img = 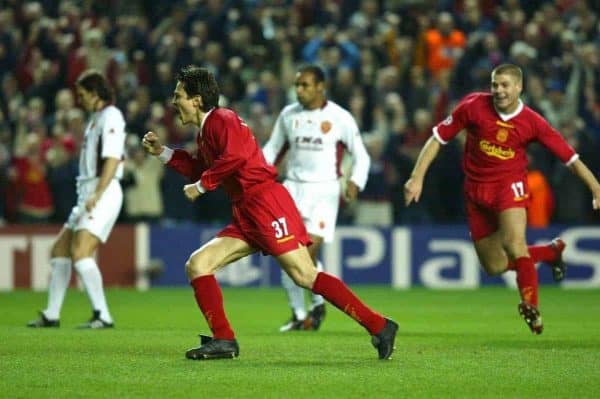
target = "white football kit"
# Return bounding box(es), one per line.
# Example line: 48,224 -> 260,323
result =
263,100 -> 370,242
65,105 -> 126,242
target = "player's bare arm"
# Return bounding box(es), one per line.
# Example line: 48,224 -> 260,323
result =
85,157 -> 120,212
142,131 -> 164,156
404,136 -> 442,206
568,158 -> 600,210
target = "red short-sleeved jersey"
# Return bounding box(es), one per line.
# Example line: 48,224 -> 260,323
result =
166,108 -> 279,202
433,92 -> 578,183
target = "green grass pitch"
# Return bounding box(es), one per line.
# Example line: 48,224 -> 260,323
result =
1,287 -> 599,398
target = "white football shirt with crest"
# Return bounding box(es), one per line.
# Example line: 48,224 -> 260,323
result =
263,100 -> 370,188
66,104 -> 126,242
78,105 -> 126,183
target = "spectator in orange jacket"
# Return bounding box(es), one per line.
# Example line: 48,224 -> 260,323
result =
527,168 -> 554,228
423,12 -> 467,78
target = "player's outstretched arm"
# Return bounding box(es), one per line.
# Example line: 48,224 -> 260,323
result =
144,130 -> 201,180
568,158 -> 600,210
404,136 -> 441,206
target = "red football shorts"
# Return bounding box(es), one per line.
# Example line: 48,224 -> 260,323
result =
217,182 -> 312,256
464,176 -> 530,241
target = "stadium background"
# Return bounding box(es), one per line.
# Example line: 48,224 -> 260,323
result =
0,0 -> 599,290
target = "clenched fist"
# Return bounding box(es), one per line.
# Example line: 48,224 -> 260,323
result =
183,183 -> 202,201
142,131 -> 164,156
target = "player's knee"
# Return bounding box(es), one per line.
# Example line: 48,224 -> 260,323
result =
185,259 -> 200,279
69,244 -> 87,263
287,267 -> 317,289
502,239 -> 527,259
51,237 -> 70,258
297,277 -> 313,289
291,276 -> 311,289
481,262 -> 505,276
50,245 -> 66,259
185,257 -> 214,279
69,234 -> 98,262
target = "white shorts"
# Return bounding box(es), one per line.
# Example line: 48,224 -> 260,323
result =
65,179 -> 123,243
283,179 -> 340,243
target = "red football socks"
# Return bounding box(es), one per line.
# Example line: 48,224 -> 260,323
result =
514,257 -> 538,307
528,243 -> 557,263
312,272 -> 386,335
190,275 -> 235,340
506,243 -> 557,270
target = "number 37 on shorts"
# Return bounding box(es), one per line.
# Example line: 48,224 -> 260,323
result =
272,217 -> 294,243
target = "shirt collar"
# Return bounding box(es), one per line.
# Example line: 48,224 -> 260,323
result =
301,100 -> 328,112
495,99 -> 523,121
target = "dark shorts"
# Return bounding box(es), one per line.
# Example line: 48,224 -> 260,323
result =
217,182 -> 312,256
464,176 -> 530,241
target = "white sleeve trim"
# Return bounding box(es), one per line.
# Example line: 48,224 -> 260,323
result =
348,133 -> 370,191
157,146 -> 174,163
565,153 -> 579,166
432,127 -> 447,145
195,181 -> 206,194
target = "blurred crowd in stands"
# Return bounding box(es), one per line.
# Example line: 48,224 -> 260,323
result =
0,0 -> 599,227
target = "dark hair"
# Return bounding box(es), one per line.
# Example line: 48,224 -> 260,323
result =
492,63 -> 523,83
298,65 -> 326,83
76,70 -> 114,102
176,65 -> 220,111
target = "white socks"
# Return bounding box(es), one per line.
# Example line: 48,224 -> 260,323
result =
282,259 -> 326,320
74,258 -> 113,323
43,257 -> 72,320
282,271 -> 307,320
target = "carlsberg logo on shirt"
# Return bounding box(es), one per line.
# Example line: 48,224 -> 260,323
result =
479,140 -> 515,160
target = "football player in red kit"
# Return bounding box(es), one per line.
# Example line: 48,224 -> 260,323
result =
404,63 -> 600,334
143,65 -> 397,360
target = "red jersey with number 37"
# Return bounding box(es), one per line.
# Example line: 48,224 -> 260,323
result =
433,92 -> 578,183
164,108 -> 310,254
